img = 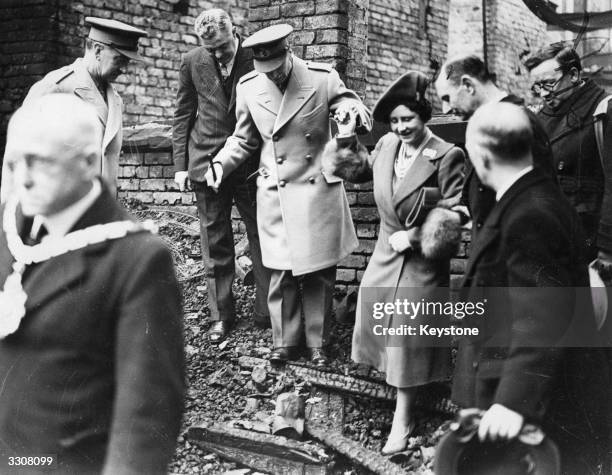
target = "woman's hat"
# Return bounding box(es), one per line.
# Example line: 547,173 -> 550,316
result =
372,71 -> 430,122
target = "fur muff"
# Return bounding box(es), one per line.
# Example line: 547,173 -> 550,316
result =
419,207 -> 462,260
321,138 -> 371,183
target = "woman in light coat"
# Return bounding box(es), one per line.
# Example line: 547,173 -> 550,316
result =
324,71 -> 465,454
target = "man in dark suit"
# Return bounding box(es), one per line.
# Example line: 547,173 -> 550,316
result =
435,54 -> 556,238
173,8 -> 270,342
453,102 -> 610,474
0,94 -> 184,474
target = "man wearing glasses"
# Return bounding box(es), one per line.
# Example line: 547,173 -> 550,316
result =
526,44 -> 612,275
0,18 -> 147,201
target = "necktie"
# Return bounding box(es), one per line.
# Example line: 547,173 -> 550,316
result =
25,222 -> 48,246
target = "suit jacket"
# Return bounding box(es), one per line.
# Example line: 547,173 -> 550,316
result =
538,78 -> 612,254
464,94 -> 556,239
453,169 -> 609,447
172,40 -> 259,182
214,55 -> 372,274
0,188 -> 184,475
0,59 -> 123,200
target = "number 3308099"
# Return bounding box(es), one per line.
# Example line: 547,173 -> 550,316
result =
8,456 -> 55,466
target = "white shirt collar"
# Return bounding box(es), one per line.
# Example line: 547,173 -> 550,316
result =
33,179 -> 102,241
495,165 -> 534,201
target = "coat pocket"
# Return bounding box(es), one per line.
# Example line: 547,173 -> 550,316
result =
299,103 -> 327,121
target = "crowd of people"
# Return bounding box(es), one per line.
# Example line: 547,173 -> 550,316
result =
0,7 -> 611,475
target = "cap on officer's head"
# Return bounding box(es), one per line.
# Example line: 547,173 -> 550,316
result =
242,24 -> 293,73
86,17 -> 147,61
194,8 -> 234,49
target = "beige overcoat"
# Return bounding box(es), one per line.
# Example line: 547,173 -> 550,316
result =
215,55 -> 371,275
1,58 -> 122,202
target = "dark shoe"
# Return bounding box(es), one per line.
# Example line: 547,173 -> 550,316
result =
270,347 -> 298,364
208,321 -> 230,343
253,315 -> 271,329
309,347 -> 329,368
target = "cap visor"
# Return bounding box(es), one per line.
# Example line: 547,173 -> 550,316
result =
113,46 -> 146,62
253,56 -> 285,73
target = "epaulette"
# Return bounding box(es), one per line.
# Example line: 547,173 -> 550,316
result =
239,70 -> 259,84
306,61 -> 332,72
50,66 -> 75,84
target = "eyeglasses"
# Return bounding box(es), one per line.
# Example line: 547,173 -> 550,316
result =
531,70 -> 565,97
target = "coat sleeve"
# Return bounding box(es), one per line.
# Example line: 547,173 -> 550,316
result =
172,55 -> 197,173
326,68 -> 372,134
596,101 -> 612,253
102,238 -> 184,475
213,82 -> 262,177
492,210 -> 573,420
437,146 -> 465,204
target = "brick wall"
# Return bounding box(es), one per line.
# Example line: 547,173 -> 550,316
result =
448,0 -> 549,100
365,0 -> 450,109
247,0 -> 369,96
0,0 -> 57,156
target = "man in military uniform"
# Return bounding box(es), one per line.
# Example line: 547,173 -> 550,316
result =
205,24 -> 372,366
526,44 -> 612,270
435,54 -> 555,238
173,9 -> 270,342
1,17 -> 147,200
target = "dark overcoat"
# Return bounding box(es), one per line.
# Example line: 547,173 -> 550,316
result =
453,169 -> 611,474
0,189 -> 184,475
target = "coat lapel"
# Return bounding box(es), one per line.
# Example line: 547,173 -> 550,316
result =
375,135 -> 402,217
254,75 -> 283,117
72,59 -> 108,127
195,49 -> 226,108
102,86 -> 122,151
273,57 -> 316,134
391,134 -> 452,209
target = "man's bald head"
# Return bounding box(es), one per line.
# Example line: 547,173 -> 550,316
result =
4,94 -> 102,215
466,102 -> 534,188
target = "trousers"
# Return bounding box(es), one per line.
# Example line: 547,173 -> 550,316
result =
268,266 -> 336,348
193,165 -> 270,322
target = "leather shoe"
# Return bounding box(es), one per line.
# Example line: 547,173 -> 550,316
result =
208,321 -> 230,343
309,347 -> 329,367
270,347 -> 298,364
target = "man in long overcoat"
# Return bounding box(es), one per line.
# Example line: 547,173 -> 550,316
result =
454,102 -> 610,475
173,8 -> 270,342
0,94 -> 184,474
206,24 -> 371,365
1,17 -> 147,200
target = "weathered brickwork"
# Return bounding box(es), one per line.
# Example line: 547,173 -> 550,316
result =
0,0 -> 57,156
365,0 -> 451,109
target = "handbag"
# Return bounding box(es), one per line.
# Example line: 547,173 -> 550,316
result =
405,187 -> 442,228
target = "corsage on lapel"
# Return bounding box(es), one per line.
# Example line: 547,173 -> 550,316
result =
422,148 -> 437,160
